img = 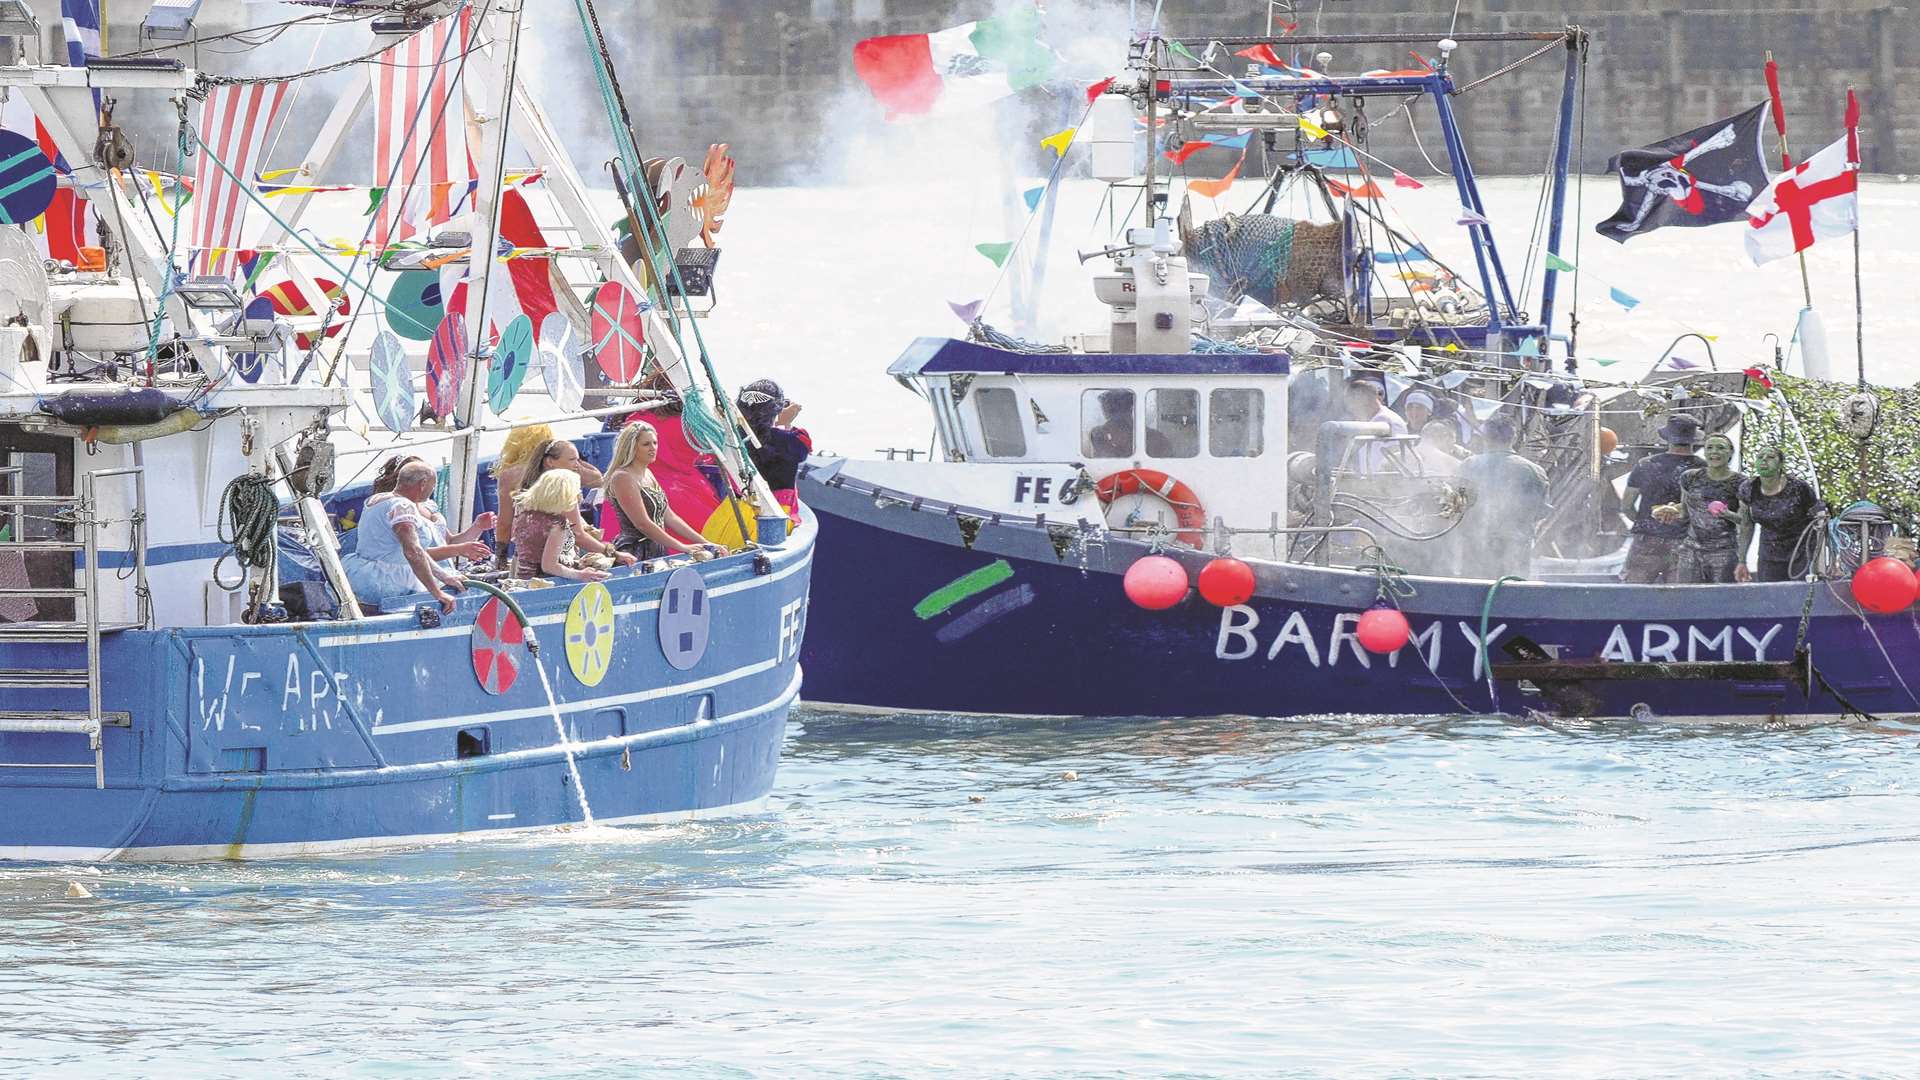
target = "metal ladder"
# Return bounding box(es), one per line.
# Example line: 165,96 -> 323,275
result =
0,465 -> 147,788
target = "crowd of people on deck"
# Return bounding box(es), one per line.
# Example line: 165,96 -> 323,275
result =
338,379 -> 810,611
1333,373 -> 1825,586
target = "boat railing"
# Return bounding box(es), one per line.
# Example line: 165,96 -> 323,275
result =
0,465 -> 146,789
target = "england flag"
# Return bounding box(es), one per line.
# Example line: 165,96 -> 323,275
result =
1745,92 -> 1861,266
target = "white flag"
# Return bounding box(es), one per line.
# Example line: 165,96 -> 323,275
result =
1744,135 -> 1856,266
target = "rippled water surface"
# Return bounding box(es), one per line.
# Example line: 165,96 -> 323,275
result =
6,710 -> 1920,1076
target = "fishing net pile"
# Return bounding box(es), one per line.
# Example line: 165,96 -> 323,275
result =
1182,213 -> 1346,308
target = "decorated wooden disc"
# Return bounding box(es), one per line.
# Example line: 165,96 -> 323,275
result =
588,280 -> 646,383
385,269 -> 444,341
470,595 -> 525,696
564,581 -> 616,688
536,312 -> 586,413
426,312 -> 470,420
261,277 -> 349,350
0,129 -> 58,226
369,330 -> 415,434
488,314 -> 534,414
657,566 -> 710,671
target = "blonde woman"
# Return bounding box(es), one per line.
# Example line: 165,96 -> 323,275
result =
606,420 -> 722,562
491,427 -> 604,568
510,470 -> 632,581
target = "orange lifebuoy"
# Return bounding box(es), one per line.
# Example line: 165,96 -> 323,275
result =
1095,468 -> 1208,548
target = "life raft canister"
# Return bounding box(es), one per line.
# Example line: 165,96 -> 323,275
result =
1094,468 -> 1208,548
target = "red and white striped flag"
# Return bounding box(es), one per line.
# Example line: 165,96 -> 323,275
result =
371,9 -> 474,249
189,81 -> 289,278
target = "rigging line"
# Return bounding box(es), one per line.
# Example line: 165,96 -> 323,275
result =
323,0 -> 496,378
979,95 -> 1100,314
1451,39 -> 1564,97
114,9 -> 356,57
464,0 -> 525,356
261,0 -> 351,170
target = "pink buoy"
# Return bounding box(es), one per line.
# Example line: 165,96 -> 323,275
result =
1851,557 -> 1918,614
1197,558 -> 1256,607
1355,606 -> 1412,654
1123,555 -> 1189,611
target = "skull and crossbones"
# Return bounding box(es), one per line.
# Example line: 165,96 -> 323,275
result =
1614,121 -> 1755,234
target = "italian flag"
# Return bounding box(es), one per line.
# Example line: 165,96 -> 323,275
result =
853,9 -> 1054,120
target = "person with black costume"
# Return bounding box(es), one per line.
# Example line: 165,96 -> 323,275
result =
1665,433 -> 1746,583
1621,415 -> 1704,583
1735,445 -> 1821,582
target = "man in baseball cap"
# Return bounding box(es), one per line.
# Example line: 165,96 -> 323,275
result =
1620,414 -> 1704,583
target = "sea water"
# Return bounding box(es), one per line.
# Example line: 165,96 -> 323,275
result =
4,181 -> 1920,1076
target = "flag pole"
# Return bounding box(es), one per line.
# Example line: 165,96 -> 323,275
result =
1764,52 -> 1814,310
1847,85 -> 1864,387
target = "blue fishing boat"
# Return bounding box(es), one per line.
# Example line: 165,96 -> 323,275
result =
0,1 -> 812,859
801,24 -> 1919,722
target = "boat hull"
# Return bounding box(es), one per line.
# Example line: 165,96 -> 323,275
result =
799,466 -> 1919,722
0,515 -> 814,861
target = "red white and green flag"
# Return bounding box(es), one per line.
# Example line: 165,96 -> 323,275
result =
853,10 -> 1054,120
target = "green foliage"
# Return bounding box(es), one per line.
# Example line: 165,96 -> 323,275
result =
1746,374 -> 1920,527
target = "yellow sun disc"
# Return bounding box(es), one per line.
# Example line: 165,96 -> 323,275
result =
564,581 -> 616,687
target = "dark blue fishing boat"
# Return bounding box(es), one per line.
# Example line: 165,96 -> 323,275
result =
800,26 -> 1920,722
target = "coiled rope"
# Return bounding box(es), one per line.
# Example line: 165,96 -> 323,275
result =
214,475 -> 279,592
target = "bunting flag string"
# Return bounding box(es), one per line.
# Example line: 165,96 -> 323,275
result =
1040,127 -> 1076,156
1022,186 -> 1045,211
1326,177 -> 1383,199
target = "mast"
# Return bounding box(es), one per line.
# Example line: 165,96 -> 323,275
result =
1536,29 -> 1583,348
449,0 -> 526,532
1142,34 -> 1158,227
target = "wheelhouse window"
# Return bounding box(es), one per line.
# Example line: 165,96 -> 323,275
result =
1209,388 -> 1265,458
973,386 -> 1027,458
1081,389 -> 1135,458
1145,389 -> 1199,459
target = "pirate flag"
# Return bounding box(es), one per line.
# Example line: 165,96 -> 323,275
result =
1596,102 -> 1770,243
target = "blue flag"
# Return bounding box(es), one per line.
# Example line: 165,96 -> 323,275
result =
1610,287 -> 1640,311
60,1 -> 101,111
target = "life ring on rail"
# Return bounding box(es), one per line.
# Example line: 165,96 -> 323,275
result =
1094,468 -> 1208,548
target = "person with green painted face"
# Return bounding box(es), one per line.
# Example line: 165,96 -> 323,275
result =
1734,446 -> 1821,582
1660,433 -> 1746,583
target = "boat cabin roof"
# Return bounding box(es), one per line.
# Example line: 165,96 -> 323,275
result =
888,337 -> 1293,381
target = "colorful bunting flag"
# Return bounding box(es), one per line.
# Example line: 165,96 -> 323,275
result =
1235,44 -> 1285,67
1303,148 -> 1357,168
1085,76 -> 1115,104
1544,252 -> 1576,273
1667,355 -> 1699,369
975,241 -> 1014,267
1392,171 -> 1423,190
1327,178 -> 1383,199
1298,117 -> 1329,140
1592,357 -> 1621,366
1456,207 -> 1491,227
1230,80 -> 1262,101
1023,185 -> 1045,211
1609,287 -> 1640,310
1373,244 -> 1431,264
1040,127 -> 1076,156
1203,132 -> 1252,150
1165,140 -> 1211,165
1186,155 -> 1242,199
1168,40 -> 1200,64
949,299 -> 984,324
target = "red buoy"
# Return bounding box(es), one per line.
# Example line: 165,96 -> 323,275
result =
1355,606 -> 1412,653
1123,555 -> 1189,611
1851,557 -> 1918,614
1197,558 -> 1256,607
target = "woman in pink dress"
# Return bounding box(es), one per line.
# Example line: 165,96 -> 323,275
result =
598,387 -> 722,540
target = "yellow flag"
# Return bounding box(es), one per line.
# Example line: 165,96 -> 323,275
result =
1040,127 -> 1077,157
257,166 -> 304,182
1298,117 -> 1329,140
